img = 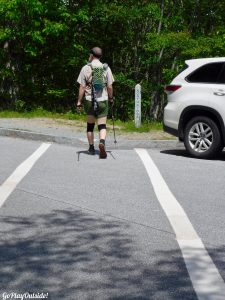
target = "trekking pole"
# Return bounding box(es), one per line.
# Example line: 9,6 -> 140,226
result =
111,101 -> 117,147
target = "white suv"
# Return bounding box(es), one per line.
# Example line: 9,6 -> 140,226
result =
163,57 -> 225,158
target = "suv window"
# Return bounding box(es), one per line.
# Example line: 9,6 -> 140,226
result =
217,64 -> 225,84
186,62 -> 225,84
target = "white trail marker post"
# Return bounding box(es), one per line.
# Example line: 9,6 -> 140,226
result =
135,84 -> 141,128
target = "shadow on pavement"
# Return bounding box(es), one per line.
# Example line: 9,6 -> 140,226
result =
77,150 -> 116,161
0,209 -> 198,300
160,149 -> 190,158
161,149 -> 225,161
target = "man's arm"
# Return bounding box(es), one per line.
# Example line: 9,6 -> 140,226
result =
77,85 -> 86,106
107,85 -> 113,102
76,66 -> 86,107
106,66 -> 114,102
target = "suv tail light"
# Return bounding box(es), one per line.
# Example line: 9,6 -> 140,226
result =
164,85 -> 182,94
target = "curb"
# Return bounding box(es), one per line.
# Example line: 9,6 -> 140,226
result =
0,127 -> 183,149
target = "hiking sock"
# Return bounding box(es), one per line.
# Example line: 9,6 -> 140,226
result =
99,139 -> 105,145
88,144 -> 95,155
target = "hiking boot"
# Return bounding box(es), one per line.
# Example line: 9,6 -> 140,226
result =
88,145 -> 95,155
99,142 -> 107,159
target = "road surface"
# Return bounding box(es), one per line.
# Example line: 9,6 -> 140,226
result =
0,136 -> 225,300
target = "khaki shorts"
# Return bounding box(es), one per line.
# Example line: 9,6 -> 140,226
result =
84,100 -> 109,118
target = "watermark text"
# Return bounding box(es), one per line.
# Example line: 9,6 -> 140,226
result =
2,292 -> 49,300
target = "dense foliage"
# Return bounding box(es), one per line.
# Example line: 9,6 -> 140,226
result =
1,0 -> 225,120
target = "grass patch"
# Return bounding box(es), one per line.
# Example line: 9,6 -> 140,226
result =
107,119 -> 163,132
0,108 -> 86,121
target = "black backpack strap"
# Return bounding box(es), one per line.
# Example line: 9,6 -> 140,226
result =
87,63 -> 98,112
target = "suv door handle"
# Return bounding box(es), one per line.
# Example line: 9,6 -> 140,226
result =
213,92 -> 225,96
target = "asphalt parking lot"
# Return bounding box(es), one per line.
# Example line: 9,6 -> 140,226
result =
0,136 -> 225,300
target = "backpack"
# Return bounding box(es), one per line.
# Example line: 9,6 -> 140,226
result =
88,62 -> 108,112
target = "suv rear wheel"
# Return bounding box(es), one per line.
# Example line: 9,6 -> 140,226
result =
184,116 -> 223,158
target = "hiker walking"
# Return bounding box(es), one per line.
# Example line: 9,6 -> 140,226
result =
76,47 -> 114,159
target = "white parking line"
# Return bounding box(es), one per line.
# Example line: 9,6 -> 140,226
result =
135,148 -> 225,300
0,143 -> 51,208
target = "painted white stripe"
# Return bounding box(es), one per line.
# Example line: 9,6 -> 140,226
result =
135,148 -> 225,300
0,143 -> 51,208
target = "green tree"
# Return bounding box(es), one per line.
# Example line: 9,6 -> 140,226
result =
1,0 -> 225,120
